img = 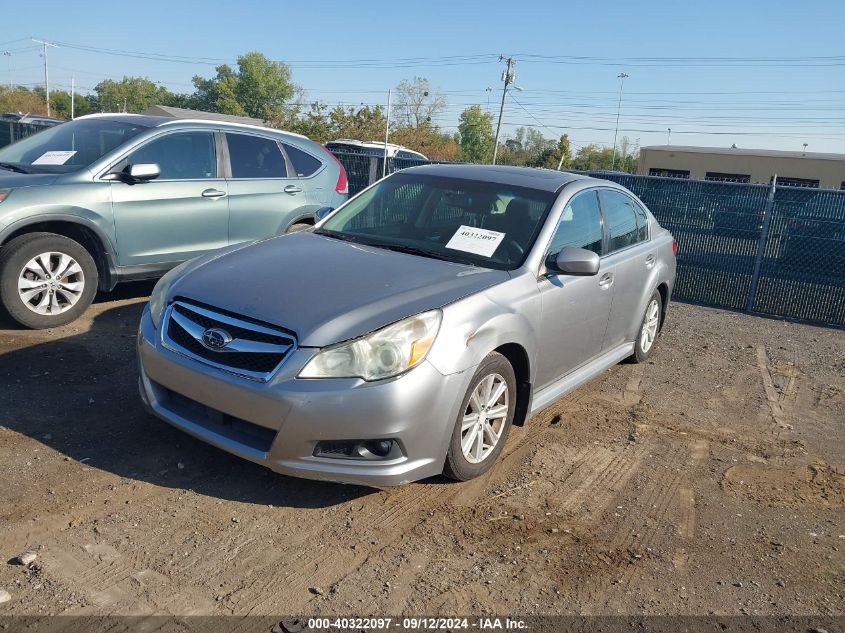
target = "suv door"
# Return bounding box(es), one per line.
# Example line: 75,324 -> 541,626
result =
224,133 -> 308,242
111,130 -> 228,267
535,189 -> 612,389
598,189 -> 654,350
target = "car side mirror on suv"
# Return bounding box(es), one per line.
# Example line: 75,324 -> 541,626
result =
104,163 -> 161,183
547,247 -> 601,276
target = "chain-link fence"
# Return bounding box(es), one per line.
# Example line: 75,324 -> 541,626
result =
0,119 -> 60,149
330,151 -> 845,327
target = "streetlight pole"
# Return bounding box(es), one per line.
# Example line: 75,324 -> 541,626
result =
32,39 -> 58,117
611,72 -> 629,171
492,55 -> 515,165
667,128 -> 671,145
3,52 -> 10,89
382,88 -> 391,178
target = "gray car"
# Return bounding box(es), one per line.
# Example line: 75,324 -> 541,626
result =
137,165 -> 676,486
0,114 -> 347,328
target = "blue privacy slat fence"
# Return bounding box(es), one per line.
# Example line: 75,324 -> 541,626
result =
331,152 -> 845,327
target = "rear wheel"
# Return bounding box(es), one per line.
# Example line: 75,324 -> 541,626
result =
631,290 -> 662,363
444,352 -> 516,481
0,233 -> 98,329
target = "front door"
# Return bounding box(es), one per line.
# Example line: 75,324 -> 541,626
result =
111,130 -> 228,266
535,189 -> 613,389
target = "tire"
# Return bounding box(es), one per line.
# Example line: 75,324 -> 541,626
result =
286,223 -> 312,233
631,290 -> 662,363
0,232 -> 98,329
443,352 -> 517,481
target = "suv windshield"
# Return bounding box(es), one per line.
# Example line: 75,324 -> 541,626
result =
0,118 -> 150,174
316,172 -> 556,270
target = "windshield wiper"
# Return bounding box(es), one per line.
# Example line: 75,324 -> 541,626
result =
0,162 -> 30,174
370,243 -> 456,262
312,228 -> 363,243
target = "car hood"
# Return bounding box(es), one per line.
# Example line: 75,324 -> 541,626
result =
0,170 -> 61,189
169,232 -> 510,347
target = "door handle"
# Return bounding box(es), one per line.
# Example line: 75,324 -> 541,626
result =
645,254 -> 656,267
284,185 -> 303,194
598,273 -> 614,288
201,188 -> 226,198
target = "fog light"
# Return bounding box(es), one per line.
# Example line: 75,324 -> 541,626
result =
364,440 -> 393,457
315,439 -> 400,460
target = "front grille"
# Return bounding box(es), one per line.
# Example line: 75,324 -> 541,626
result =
162,300 -> 296,381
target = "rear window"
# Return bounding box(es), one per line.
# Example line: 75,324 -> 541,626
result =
283,143 -> 322,177
226,133 -> 288,179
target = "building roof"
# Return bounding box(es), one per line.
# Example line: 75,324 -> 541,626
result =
403,163 -> 589,192
141,105 -> 265,127
641,145 -> 845,162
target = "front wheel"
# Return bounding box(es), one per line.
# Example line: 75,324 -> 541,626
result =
631,290 -> 662,363
443,352 -> 516,481
0,233 -> 98,329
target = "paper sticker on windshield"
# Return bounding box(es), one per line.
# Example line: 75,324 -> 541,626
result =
32,151 -> 77,165
445,225 -> 506,257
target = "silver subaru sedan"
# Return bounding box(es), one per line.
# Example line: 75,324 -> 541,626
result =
137,164 -> 676,486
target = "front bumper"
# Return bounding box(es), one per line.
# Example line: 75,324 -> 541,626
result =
137,305 -> 469,486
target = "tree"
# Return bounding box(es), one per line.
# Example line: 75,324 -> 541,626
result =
394,77 -> 446,128
191,52 -> 298,122
498,126 -> 554,166
93,76 -> 182,113
49,90 -> 95,119
0,87 -> 48,116
456,105 -> 494,164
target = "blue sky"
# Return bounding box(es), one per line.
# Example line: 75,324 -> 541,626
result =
4,0 -> 844,153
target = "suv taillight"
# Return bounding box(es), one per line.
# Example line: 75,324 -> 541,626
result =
321,145 -> 348,195
672,238 -> 678,256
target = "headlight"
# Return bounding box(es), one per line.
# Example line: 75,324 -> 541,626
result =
149,260 -> 191,328
0,189 -> 12,203
299,310 -> 442,381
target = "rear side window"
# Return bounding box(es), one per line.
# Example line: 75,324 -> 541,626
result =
226,133 -> 288,178
128,132 -> 217,180
283,143 -> 322,177
634,201 -> 649,242
600,189 -> 639,252
547,190 -> 603,256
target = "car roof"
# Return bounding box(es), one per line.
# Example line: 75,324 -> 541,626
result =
74,113 -> 309,139
401,163 -> 593,193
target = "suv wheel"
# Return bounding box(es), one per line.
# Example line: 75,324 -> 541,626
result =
444,352 -> 516,481
0,233 -> 98,329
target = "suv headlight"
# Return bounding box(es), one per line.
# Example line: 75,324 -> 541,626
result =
149,260 -> 191,328
299,310 -> 442,381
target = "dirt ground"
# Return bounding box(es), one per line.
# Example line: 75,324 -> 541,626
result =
0,287 -> 843,620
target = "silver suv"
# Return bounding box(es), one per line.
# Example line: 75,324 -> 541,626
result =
137,165 -> 676,486
0,114 -> 348,328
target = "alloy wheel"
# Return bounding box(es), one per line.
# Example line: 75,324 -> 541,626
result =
17,252 -> 85,315
460,373 -> 509,464
640,298 -> 660,353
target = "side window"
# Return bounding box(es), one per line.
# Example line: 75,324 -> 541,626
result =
128,132 -> 216,180
634,201 -> 649,242
547,190 -> 603,257
226,133 -> 288,179
283,143 -> 322,177
600,190 -> 639,252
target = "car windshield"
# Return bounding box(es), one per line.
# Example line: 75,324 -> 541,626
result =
316,172 -> 557,270
0,118 -> 150,174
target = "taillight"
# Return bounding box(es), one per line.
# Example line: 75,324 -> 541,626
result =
672,238 -> 678,256
321,145 -> 348,195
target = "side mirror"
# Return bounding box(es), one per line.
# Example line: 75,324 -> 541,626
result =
126,163 -> 160,181
315,206 -> 334,221
548,247 -> 600,276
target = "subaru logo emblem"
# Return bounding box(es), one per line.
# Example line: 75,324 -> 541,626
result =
201,327 -> 232,351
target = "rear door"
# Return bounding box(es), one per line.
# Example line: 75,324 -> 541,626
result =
598,189 -> 654,350
224,132 -> 307,243
111,130 -> 228,266
535,189 -> 613,388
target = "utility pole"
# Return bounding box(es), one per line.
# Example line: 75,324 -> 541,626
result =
32,39 -> 58,117
3,52 -> 10,89
611,72 -> 629,171
492,55 -> 515,165
71,76 -> 75,119
485,87 -> 492,113
382,88 -> 391,178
